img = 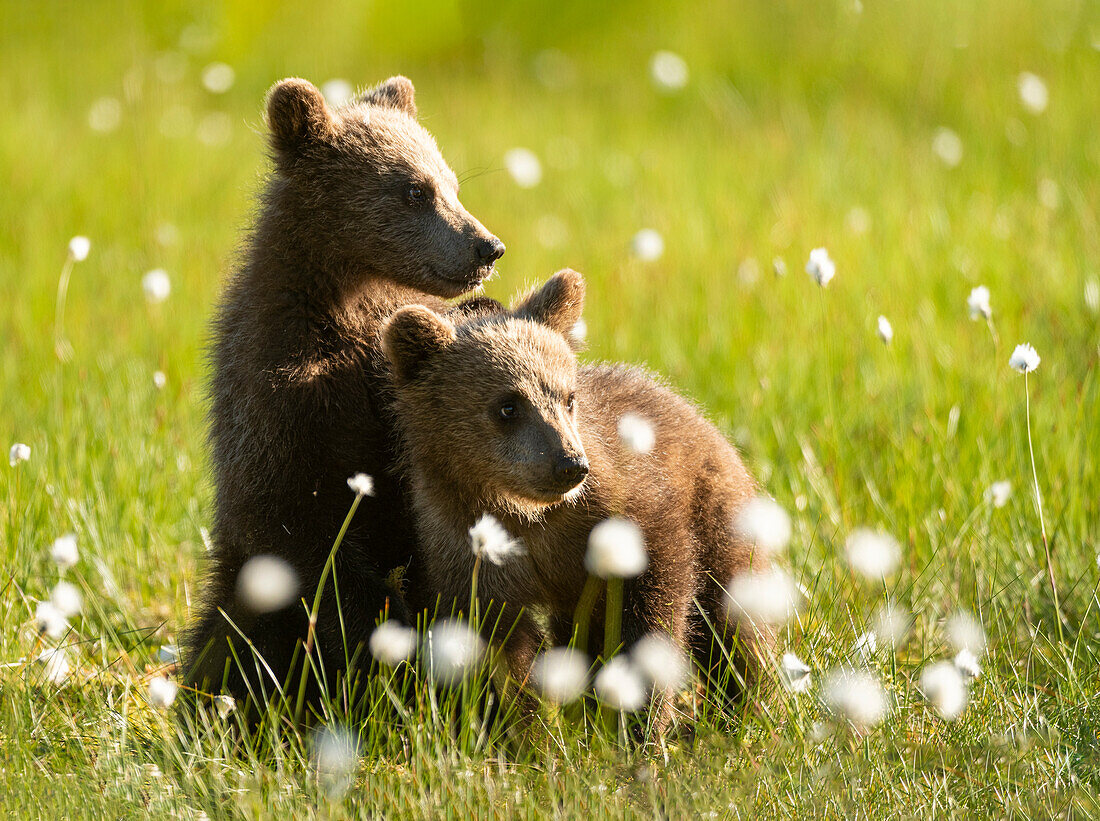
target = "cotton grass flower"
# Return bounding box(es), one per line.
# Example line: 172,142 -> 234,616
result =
1017,72 -> 1049,114
469,513 -> 524,566
631,228 -> 664,262
503,148 -> 542,188
649,50 -> 689,92
312,725 -> 358,798
876,315 -> 893,344
50,534 -> 78,570
346,473 -> 374,497
422,619 -> 485,685
1009,343 -> 1040,374
920,661 -> 968,720
321,78 -> 354,107
725,567 -> 800,625
9,443 -> 30,467
214,694 -> 236,719
953,648 -> 982,680
1085,279 -> 1099,314
932,127 -> 963,167
236,555 -> 299,614
68,236 -> 91,262
148,675 -> 178,709
50,581 -> 81,618
845,528 -> 901,581
594,657 -> 647,711
201,62 -> 235,94
985,480 -> 1012,508
35,601 -> 69,640
533,647 -> 589,704
141,268 -> 171,303
734,496 -> 792,556
632,633 -> 688,692
854,631 -> 878,660
617,413 -> 655,455
946,611 -> 987,656
153,370 -> 167,390
967,285 -> 992,320
369,621 -> 417,667
823,668 -> 889,729
781,652 -> 812,694
772,257 -> 787,278
38,648 -> 71,685
805,247 -> 835,287
88,97 -> 122,133
585,518 -> 648,578
873,603 -> 912,648
570,318 -> 587,345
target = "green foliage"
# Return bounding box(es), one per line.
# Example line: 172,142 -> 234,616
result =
2,0 -> 1099,816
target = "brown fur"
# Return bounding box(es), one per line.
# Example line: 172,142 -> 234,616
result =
183,76 -> 505,706
382,270 -> 770,728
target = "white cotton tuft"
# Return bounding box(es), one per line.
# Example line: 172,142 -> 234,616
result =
50,581 -> 82,618
321,78 -> 355,107
617,413 -> 655,455
503,148 -> 542,188
347,473 -> 375,497
533,647 -> 589,704
967,285 -> 992,320
369,621 -> 417,667
631,229 -> 664,262
946,611 -> 987,656
68,236 -> 91,262
142,269 -> 171,303
236,555 -> 299,614
35,601 -> 69,639
38,648 -> 71,685
1017,72 -> 1049,114
953,648 -> 982,680
50,534 -> 79,570
585,518 -> 648,578
649,51 -> 689,91
201,62 -> 235,94
725,567 -> 800,625
844,528 -> 901,581
734,496 -> 792,555
984,480 -> 1012,508
877,315 -> 894,345
1009,343 -> 1040,374
632,633 -> 688,692
9,443 -> 30,467
932,127 -> 963,167
781,652 -> 812,693
823,668 -> 889,728
422,619 -> 485,685
147,675 -> 178,709
805,247 -> 835,286
594,657 -> 647,711
469,513 -> 524,566
920,661 -> 968,720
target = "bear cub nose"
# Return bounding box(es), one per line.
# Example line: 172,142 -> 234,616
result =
553,454 -> 589,488
476,236 -> 506,264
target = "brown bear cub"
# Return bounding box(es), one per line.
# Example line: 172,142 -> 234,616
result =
183,76 -> 505,707
381,270 -> 770,720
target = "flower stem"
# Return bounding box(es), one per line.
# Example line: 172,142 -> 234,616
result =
54,255 -> 75,362
1024,373 -> 1061,642
469,552 -> 483,628
571,575 -> 601,653
603,577 -> 623,660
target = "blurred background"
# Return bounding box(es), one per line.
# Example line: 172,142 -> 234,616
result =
1,0 -> 1097,642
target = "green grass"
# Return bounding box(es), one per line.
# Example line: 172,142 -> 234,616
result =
3,0 -> 1100,816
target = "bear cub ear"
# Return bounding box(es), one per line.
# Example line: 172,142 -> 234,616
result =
512,269 -> 586,337
382,305 -> 457,382
359,76 -> 417,117
266,78 -> 336,154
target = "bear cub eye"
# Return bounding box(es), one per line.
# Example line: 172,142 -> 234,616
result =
406,184 -> 426,206
499,402 -> 517,420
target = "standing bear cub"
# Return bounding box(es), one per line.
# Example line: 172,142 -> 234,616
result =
382,270 -> 771,716
183,76 -> 505,707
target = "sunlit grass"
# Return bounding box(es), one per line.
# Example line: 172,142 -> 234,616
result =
2,0 -> 1099,816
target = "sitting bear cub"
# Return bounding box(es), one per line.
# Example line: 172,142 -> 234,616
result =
382,269 -> 771,716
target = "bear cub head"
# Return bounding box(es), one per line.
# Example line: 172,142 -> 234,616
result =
266,76 -> 505,297
383,269 -> 589,518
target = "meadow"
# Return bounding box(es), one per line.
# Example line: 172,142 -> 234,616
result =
2,0 -> 1099,817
